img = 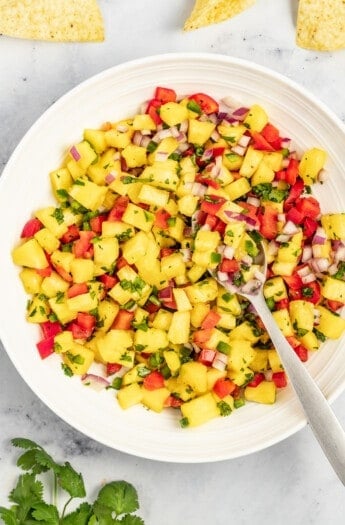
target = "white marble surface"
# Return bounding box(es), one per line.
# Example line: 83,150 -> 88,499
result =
1,1 -> 345,523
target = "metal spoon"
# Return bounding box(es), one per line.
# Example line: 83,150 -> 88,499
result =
211,243 -> 345,485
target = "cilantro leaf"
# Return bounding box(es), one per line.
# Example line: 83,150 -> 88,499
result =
57,462 -> 86,498
60,502 -> 92,525
119,515 -> 145,525
31,502 -> 60,524
11,437 -> 42,450
95,481 -> 139,517
17,449 -> 49,475
34,449 -> 58,472
0,508 -> 17,525
9,473 -> 44,520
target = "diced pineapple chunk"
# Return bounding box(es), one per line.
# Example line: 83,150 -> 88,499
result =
245,381 -> 276,404
181,393 -> 220,427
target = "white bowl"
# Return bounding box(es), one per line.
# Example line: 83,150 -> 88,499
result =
1,53 -> 345,462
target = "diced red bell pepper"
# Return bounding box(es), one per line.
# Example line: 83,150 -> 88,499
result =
143,370 -> 165,391
197,349 -> 216,366
286,336 -> 301,349
247,372 -> 265,387
204,214 -> 218,229
272,371 -> 287,388
193,329 -> 212,344
213,219 -> 227,235
67,282 -> 89,298
36,336 -> 55,359
99,274 -> 118,290
201,311 -> 221,330
77,312 -> 96,331
286,207 -> 304,225
275,298 -> 289,310
195,174 -> 220,189
160,248 -> 176,259
36,266 -> 52,277
211,147 -> 225,157
161,299 -> 177,311
219,258 -> 240,273
261,123 -> 280,144
116,256 -> 131,270
112,310 -> 135,330
285,158 -> 299,186
200,195 -> 226,215
258,205 -> 278,240
251,131 -> 275,152
189,93 -> 219,114
303,217 -> 318,239
301,281 -> 321,305
283,273 -> 303,290
284,178 -> 305,211
40,321 -> 63,340
164,395 -> 183,408
154,208 -> 171,229
294,345 -> 308,362
275,169 -> 287,182
90,214 -> 107,234
154,86 -> 177,104
108,196 -> 129,222
326,299 -> 345,312
295,197 -> 321,220
213,378 -> 236,398
73,230 -> 96,258
61,224 -> 80,244
146,99 -> 162,125
106,362 -> 122,375
21,218 -> 43,238
54,265 -> 73,282
144,301 -> 161,314
71,323 -> 93,340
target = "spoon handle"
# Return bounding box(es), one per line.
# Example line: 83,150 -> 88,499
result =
253,293 -> 345,485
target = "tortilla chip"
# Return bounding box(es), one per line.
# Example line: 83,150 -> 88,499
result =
296,0 -> 345,51
184,0 -> 256,31
0,0 -> 104,42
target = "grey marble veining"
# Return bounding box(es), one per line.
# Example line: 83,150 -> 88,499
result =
1,1 -> 345,523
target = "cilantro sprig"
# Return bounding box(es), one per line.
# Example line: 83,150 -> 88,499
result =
0,438 -> 145,525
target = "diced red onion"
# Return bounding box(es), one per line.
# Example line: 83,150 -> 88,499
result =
177,132 -> 187,143
132,131 -> 142,146
158,287 -> 173,300
212,351 -> 228,370
302,245 -> 313,262
217,244 -> 226,254
210,130 -> 221,141
335,246 -> 345,262
177,142 -> 190,154
207,112 -> 218,124
191,182 -> 206,197
276,234 -> 291,243
201,149 -> 214,162
277,213 -> 286,223
268,240 -> 279,256
141,136 -> 151,148
141,129 -> 152,136
282,221 -> 300,235
180,120 -> 189,133
116,124 -> 128,132
231,144 -> 246,156
301,272 -> 317,284
200,223 -> 212,231
183,227 -> 193,237
70,145 -> 81,161
231,107 -> 249,121
297,265 -> 312,278
180,248 -> 192,262
238,134 -> 251,148
152,128 -> 173,142
312,245 -> 325,258
241,279 -> 262,294
282,158 -> 290,168
224,210 -> 257,229
169,126 -> 180,138
242,254 -> 253,266
311,258 -> 330,273
223,246 -> 235,259
155,151 -> 169,162
217,271 -> 229,282
247,196 -> 260,208
265,370 -> 273,381
328,263 -> 339,275
318,169 -> 328,183
192,343 -> 201,354
312,227 -> 327,245
81,374 -> 109,392
105,172 -> 117,184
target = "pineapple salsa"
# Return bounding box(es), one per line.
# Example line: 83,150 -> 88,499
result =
12,86 -> 345,428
